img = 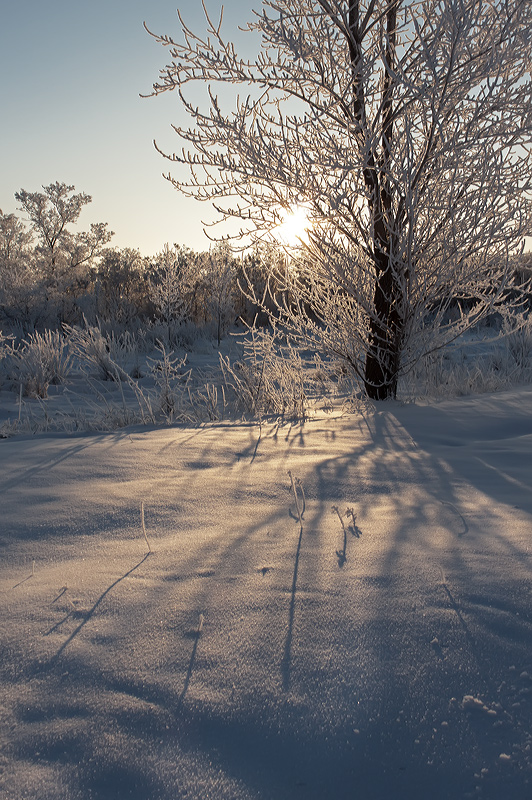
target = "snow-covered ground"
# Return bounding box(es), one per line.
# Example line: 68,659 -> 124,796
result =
1,355 -> 532,798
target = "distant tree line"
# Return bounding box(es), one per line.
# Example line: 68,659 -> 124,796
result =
0,182 -> 286,341
1,182 -> 530,351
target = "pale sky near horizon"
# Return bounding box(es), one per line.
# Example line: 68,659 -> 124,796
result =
0,0 -> 253,256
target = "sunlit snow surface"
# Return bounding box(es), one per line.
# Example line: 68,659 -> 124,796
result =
1,387 -> 531,799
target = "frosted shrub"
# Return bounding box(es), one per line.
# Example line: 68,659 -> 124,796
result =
0,330 -> 13,389
173,320 -> 204,349
147,340 -> 220,424
220,326 -> 334,418
66,323 -> 127,381
401,330 -> 531,400
503,311 -> 532,371
147,341 -> 189,422
146,318 -> 205,351
7,330 -> 72,398
188,382 -> 224,422
200,245 -> 238,346
0,330 -> 11,361
149,243 -> 193,344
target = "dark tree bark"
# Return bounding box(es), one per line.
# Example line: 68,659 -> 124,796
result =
348,0 -> 402,399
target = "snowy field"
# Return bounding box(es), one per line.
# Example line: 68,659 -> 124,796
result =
1,346 -> 532,798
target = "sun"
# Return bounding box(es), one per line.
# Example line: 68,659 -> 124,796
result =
274,204 -> 311,248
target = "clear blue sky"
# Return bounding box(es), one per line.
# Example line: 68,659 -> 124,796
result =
0,0 -> 253,256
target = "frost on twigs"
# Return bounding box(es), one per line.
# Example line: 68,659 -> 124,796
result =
220,322 -> 344,419
148,243 -> 194,347
147,340 -> 189,422
146,340 -> 224,423
5,330 -> 72,398
66,322 -> 128,383
145,0 -> 532,401
401,307 -> 532,399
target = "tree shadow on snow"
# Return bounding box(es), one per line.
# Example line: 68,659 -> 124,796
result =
48,552 -> 152,666
4,414 -> 532,800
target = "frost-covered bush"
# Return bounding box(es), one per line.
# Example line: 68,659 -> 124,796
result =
398,304 -> 532,399
145,318 -> 205,351
438,357 -> 513,396
66,323 -> 127,381
173,320 -> 207,350
198,246 -> 238,346
220,326 -> 336,418
149,244 -> 194,343
0,330 -> 11,360
6,330 -> 72,398
147,341 -> 189,422
402,336 -> 531,400
503,311 -> 532,371
0,330 -> 13,389
144,341 -> 222,423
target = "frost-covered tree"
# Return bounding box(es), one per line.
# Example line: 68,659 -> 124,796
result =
15,183 -> 113,323
145,0 -> 532,399
0,210 -> 37,327
0,211 -> 33,268
95,247 -> 150,324
237,242 -> 288,324
149,243 -> 194,342
199,243 -> 238,344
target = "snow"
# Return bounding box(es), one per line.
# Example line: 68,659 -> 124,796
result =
1,380 -> 532,799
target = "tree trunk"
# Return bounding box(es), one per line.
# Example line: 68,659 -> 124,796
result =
364,251 -> 401,399
359,0 -> 401,400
